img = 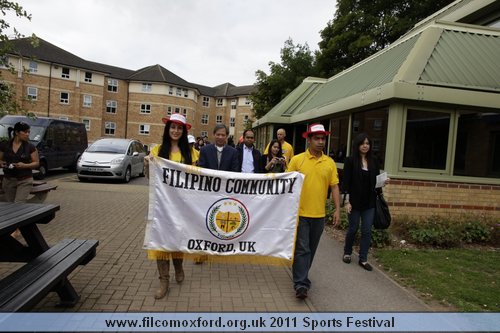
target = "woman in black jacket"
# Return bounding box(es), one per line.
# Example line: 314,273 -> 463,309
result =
342,133 -> 381,271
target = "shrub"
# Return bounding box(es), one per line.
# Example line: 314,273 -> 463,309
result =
371,229 -> 391,248
391,214 -> 498,248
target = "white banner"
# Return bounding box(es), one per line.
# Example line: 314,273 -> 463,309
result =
143,157 -> 304,265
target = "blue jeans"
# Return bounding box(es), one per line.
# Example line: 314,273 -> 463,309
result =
292,216 -> 325,290
344,208 -> 375,262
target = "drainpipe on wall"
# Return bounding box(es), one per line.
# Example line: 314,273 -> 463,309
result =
47,63 -> 53,117
124,81 -> 129,138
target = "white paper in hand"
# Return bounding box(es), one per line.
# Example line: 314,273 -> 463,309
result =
376,172 -> 388,188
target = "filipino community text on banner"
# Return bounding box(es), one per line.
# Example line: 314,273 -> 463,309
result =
143,157 -> 304,266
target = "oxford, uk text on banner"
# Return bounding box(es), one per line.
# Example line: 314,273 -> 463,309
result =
143,157 -> 304,265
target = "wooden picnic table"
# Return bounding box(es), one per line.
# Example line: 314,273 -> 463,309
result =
0,202 -> 98,312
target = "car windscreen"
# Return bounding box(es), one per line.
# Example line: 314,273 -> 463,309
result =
86,141 -> 128,154
0,124 -> 45,142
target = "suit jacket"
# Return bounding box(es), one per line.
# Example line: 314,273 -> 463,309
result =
199,144 -> 240,172
236,144 -> 263,173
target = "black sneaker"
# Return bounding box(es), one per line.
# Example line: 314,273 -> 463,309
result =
295,287 -> 308,299
358,261 -> 373,271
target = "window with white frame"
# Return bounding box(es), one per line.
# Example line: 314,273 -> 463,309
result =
230,117 -> 235,127
168,86 -> 173,95
201,114 -> 209,125
83,95 -> 92,107
245,97 -> 251,105
183,89 -> 188,97
202,96 -> 210,107
182,108 -> 187,115
61,67 -> 70,79
84,72 -> 92,82
201,131 -> 208,138
176,88 -> 182,97
106,100 -> 117,113
231,99 -> 237,110
82,119 -> 90,131
105,122 -> 116,135
107,79 -> 118,92
167,106 -> 172,115
216,115 -> 223,124
216,98 -> 223,106
139,124 -> 150,135
140,104 -> 151,114
27,87 -> 37,100
29,61 -> 38,73
142,83 -> 152,92
60,92 -> 69,104
174,107 -> 180,114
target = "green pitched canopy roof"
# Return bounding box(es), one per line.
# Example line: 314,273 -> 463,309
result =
255,21 -> 500,126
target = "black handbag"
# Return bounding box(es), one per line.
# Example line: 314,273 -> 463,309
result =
374,192 -> 391,229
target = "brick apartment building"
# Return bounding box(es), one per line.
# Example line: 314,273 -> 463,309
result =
0,38 -> 255,151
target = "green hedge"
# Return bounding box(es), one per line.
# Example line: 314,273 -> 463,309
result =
325,201 -> 499,248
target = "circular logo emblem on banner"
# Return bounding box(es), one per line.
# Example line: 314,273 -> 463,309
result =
206,198 -> 249,240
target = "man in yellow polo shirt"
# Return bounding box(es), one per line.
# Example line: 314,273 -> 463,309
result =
264,128 -> 294,162
287,123 -> 340,300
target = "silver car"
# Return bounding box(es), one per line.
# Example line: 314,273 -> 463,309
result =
77,138 -> 146,182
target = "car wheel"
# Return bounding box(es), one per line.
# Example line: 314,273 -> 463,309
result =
36,161 -> 48,180
123,166 -> 131,183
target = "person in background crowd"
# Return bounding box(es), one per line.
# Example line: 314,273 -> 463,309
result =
195,137 -> 205,151
188,134 -> 196,151
202,135 -> 210,145
261,139 -> 287,173
342,133 -> 387,271
144,114 -> 199,299
227,136 -> 236,148
199,124 -> 239,172
287,124 -> 340,300
264,128 -> 294,162
0,121 -> 39,202
237,129 -> 262,173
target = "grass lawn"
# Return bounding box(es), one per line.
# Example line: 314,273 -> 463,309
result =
374,248 -> 499,311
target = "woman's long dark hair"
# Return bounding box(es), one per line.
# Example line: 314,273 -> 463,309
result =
351,132 -> 374,170
268,139 -> 283,158
158,122 -> 192,165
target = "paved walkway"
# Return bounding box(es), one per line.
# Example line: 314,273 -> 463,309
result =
0,175 -> 429,312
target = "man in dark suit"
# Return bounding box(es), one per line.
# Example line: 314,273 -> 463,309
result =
199,124 -> 239,172
236,129 -> 262,173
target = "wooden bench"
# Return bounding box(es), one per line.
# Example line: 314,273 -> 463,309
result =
0,238 -> 99,312
0,182 -> 57,203
27,183 -> 58,203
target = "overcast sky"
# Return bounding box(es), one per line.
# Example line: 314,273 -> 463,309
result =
7,0 -> 337,87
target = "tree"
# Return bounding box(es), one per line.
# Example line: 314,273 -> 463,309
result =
0,1 -> 34,117
315,0 -> 455,78
250,38 -> 317,118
